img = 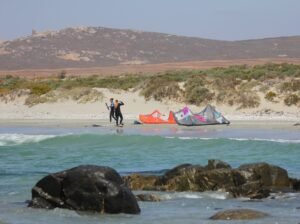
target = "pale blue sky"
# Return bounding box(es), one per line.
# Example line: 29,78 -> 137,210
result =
0,0 -> 299,40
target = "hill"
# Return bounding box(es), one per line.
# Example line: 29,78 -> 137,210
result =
0,27 -> 300,70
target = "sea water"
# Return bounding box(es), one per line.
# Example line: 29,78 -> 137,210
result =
0,124 -> 300,224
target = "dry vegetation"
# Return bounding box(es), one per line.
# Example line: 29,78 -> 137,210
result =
1,63 -> 300,108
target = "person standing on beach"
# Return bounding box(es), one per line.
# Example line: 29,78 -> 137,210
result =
106,98 -> 116,122
114,100 -> 124,126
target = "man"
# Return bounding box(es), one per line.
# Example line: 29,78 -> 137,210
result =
114,99 -> 124,126
106,98 -> 116,122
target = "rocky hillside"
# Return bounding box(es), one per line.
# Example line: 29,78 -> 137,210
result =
0,26 -> 300,70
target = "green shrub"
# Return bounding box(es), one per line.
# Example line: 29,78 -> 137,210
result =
25,95 -> 49,107
265,91 -> 277,102
61,75 -> 143,90
141,78 -> 182,101
185,87 -> 214,106
211,76 -> 241,90
28,83 -> 52,95
184,74 -> 206,89
284,94 -> 299,106
0,88 -> 9,97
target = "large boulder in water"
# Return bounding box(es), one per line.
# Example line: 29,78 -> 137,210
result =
29,165 -> 140,214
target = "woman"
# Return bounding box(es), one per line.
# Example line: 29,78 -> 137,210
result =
114,100 -> 124,126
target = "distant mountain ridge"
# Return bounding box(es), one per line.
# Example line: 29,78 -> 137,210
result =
0,26 -> 300,70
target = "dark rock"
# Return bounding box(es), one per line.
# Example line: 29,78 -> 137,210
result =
228,181 -> 270,199
162,164 -> 193,180
29,165 -> 140,214
290,178 -> 300,191
206,159 -> 231,170
162,164 -> 205,191
238,163 -> 290,191
136,194 -> 161,202
195,169 -> 233,191
210,209 -> 269,220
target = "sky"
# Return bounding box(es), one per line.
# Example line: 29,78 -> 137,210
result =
0,0 -> 299,41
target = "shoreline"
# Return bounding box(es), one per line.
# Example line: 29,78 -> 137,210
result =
0,118 -> 299,129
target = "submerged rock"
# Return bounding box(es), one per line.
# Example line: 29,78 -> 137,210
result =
136,194 -> 161,202
29,165 -> 140,214
124,160 -> 299,199
209,209 -> 269,220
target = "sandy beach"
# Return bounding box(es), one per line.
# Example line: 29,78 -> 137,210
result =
1,88 -> 299,123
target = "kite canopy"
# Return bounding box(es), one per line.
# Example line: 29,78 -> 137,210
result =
139,110 -> 176,124
173,105 -> 230,126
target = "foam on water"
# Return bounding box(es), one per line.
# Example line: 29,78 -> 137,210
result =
159,191 -> 230,200
1,131 -> 299,147
0,134 -> 57,146
165,136 -> 300,144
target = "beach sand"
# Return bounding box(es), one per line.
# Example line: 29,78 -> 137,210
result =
0,88 -> 299,123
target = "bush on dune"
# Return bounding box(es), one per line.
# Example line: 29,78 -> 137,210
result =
284,94 -> 299,106
279,80 -> 300,93
183,74 -> 215,105
140,77 -> 182,101
24,87 -> 104,106
265,91 -> 277,102
185,86 -> 214,106
27,83 -> 52,96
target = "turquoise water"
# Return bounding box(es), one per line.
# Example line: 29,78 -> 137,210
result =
0,125 -> 300,223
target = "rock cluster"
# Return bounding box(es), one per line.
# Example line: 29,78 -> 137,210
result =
123,160 -> 297,199
29,160 -> 299,216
